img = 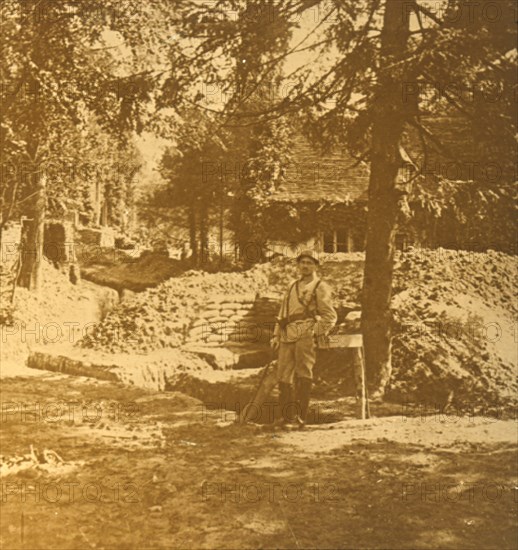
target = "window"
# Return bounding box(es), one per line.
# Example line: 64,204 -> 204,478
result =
323,228 -> 352,253
336,229 -> 349,252
323,232 -> 335,253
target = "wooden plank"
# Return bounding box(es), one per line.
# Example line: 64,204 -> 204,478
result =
327,333 -> 363,348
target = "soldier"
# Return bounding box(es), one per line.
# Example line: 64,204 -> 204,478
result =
271,249 -> 337,428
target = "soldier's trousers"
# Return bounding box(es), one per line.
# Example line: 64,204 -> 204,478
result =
277,334 -> 316,384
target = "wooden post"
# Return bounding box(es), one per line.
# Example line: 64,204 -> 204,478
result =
326,333 -> 370,420
358,346 -> 367,420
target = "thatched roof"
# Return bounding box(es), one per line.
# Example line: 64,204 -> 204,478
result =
268,116 -> 478,206
269,134 -> 370,204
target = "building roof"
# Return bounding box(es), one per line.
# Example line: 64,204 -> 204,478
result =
402,116 -> 477,169
268,116 -> 480,206
269,134 -> 370,204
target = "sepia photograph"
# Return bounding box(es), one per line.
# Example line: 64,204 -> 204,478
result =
0,1 -> 516,548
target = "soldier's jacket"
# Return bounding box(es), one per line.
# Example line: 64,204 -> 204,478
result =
274,276 -> 337,344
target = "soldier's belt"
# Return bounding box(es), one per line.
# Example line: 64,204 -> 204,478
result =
277,314 -> 315,329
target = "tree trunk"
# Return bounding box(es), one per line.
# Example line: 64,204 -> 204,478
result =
0,178 -> 20,239
361,0 -> 411,393
188,205 -> 198,264
18,172 -> 46,291
235,197 -> 261,265
219,201 -> 224,260
199,203 -> 209,266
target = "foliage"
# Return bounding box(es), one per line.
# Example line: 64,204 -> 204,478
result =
157,1 -> 295,254
0,0 -> 171,232
41,118 -> 140,226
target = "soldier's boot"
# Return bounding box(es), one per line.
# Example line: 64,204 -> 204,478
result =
273,382 -> 294,427
295,377 -> 312,429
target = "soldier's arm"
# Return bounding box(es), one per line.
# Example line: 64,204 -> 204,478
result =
314,282 -> 337,336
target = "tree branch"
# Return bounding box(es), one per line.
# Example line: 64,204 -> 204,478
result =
406,117 -> 457,161
411,1 -> 444,26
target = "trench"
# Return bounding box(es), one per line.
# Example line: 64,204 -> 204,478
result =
21,258 -> 362,425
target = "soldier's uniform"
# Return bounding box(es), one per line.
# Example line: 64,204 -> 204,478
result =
273,256 -> 337,426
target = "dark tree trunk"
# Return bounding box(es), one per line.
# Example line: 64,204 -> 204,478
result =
0,178 -> 20,240
361,0 -> 412,393
18,172 -> 46,291
199,202 -> 209,266
235,197 -> 261,265
189,206 -> 198,264
17,14 -> 46,293
219,202 -> 224,260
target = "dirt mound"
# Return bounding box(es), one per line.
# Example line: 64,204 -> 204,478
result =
390,248 -> 517,409
79,253 -> 365,354
1,261 -> 116,362
80,268 -> 271,353
261,252 -> 364,302
79,248 -> 186,292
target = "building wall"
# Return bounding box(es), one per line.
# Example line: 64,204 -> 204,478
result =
266,236 -> 321,259
78,226 -> 115,248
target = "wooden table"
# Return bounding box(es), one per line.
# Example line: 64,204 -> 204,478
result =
240,332 -> 370,424
325,333 -> 370,420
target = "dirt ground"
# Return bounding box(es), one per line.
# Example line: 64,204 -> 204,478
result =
1,369 -> 516,550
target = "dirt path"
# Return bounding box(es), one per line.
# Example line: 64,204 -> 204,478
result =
1,372 -> 516,550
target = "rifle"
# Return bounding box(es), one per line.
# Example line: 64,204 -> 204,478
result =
239,347 -> 279,424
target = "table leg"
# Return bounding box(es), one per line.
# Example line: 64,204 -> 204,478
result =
358,348 -> 370,420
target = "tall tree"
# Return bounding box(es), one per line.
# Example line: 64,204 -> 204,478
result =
361,0 -> 412,393
225,1 -> 293,261
158,111 -> 229,265
157,1 -> 293,262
